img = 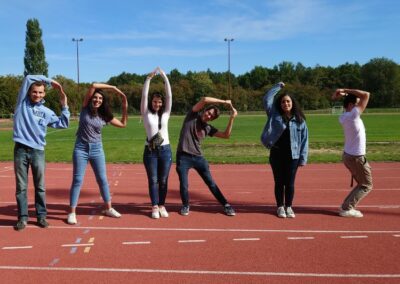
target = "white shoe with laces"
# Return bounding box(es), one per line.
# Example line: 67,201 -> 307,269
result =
103,208 -> 121,218
67,213 -> 77,224
286,207 -> 296,218
151,206 -> 160,219
277,206 -> 287,218
159,206 -> 169,218
339,208 -> 363,218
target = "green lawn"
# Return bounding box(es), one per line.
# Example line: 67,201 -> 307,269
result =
1,113 -> 399,163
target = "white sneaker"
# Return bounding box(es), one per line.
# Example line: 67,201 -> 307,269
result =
151,206 -> 160,219
277,206 -> 286,218
339,208 -> 363,218
67,213 -> 77,224
159,206 -> 169,218
104,208 -> 121,218
286,207 -> 296,218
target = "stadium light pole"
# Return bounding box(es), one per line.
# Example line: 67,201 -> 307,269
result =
224,38 -> 234,99
72,38 -> 83,92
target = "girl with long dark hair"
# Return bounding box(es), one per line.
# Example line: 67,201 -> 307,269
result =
67,84 -> 128,224
261,82 -> 308,218
141,67 -> 172,219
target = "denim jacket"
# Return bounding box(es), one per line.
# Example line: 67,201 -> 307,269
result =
260,83 -> 309,165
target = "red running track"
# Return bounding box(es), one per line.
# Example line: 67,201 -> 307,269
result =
0,162 -> 399,284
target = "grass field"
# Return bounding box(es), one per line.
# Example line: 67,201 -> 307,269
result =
1,113 -> 399,163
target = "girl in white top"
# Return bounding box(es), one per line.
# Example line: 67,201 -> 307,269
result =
141,67 -> 173,219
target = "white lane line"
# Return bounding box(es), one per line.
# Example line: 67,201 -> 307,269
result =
340,236 -> 368,239
122,241 -> 151,245
233,238 -> 260,241
0,266 -> 400,278
393,235 -> 400,237
287,237 -> 315,240
61,243 -> 94,247
8,226 -> 399,234
2,246 -> 33,250
178,240 -> 206,243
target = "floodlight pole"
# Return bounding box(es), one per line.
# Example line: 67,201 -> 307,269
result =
224,38 -> 234,99
72,38 -> 83,92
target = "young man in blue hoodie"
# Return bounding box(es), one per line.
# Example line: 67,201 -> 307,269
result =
13,75 -> 70,231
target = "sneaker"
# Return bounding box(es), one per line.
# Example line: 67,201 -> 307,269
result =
67,213 -> 77,224
224,204 -> 236,216
159,206 -> 169,218
14,220 -> 27,231
180,206 -> 190,216
103,208 -> 121,218
151,206 -> 160,219
37,218 -> 49,228
277,206 -> 287,218
339,208 -> 363,218
286,207 -> 296,218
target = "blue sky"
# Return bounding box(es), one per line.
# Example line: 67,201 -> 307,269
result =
1,0 -> 399,83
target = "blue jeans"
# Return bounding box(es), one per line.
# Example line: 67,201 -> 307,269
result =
176,152 -> 228,207
69,139 -> 111,207
14,143 -> 46,221
269,147 -> 299,207
143,144 -> 172,206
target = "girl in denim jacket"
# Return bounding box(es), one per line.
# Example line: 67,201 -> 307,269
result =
261,82 -> 308,218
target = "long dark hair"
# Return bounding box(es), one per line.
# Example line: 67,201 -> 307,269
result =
148,93 -> 165,117
274,92 -> 306,123
88,89 -> 114,122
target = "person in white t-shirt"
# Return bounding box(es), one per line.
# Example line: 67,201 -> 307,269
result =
141,67 -> 172,219
332,88 -> 373,218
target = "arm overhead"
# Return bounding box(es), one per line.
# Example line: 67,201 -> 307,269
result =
158,67 -> 172,114
141,68 -> 158,114
332,88 -> 370,113
213,105 -> 238,139
192,97 -> 233,113
86,83 -> 128,127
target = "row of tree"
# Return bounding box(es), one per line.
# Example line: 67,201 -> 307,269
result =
1,18 -> 399,116
1,57 -> 400,116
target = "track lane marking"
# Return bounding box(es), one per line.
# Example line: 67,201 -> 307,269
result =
0,266 -> 399,278
22,226 -> 399,234
340,236 -> 368,239
287,237 -> 315,240
233,238 -> 260,241
2,246 -> 33,250
122,241 -> 151,245
62,243 -> 94,247
178,240 -> 206,243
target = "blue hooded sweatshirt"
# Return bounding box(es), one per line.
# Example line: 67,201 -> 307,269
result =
13,75 -> 70,150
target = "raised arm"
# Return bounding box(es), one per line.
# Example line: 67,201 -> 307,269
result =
51,80 -> 68,108
141,68 -> 158,114
332,88 -> 370,113
16,75 -> 52,106
263,82 -> 284,115
213,106 -> 238,139
192,97 -> 232,112
83,83 -> 123,107
158,67 -> 172,114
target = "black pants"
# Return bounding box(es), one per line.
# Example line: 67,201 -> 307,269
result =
269,148 -> 299,207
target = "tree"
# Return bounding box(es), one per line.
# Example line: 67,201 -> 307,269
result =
361,58 -> 400,107
24,19 -> 48,76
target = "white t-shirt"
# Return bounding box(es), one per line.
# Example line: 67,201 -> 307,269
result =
140,72 -> 172,146
339,107 -> 366,156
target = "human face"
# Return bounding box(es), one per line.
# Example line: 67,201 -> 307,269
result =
91,93 -> 103,109
151,96 -> 163,112
201,108 -> 217,122
280,95 -> 293,116
28,85 -> 46,104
